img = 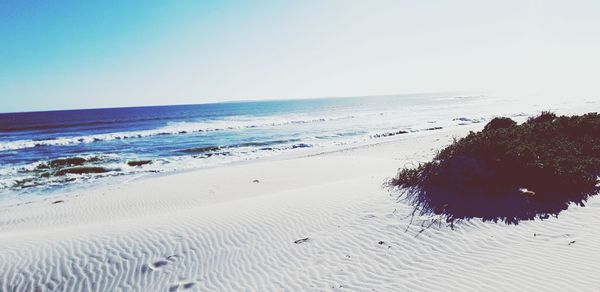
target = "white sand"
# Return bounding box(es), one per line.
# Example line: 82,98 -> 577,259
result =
1,124 -> 600,291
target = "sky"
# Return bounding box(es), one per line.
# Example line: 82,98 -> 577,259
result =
1,0 -> 599,113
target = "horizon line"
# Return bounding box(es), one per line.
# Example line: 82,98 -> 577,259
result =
1,91 -> 468,115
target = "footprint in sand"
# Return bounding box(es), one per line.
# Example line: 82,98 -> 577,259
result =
142,255 -> 180,273
169,281 -> 198,291
533,233 -> 575,243
151,260 -> 169,269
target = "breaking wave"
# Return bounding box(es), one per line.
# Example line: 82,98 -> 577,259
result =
0,114 -> 358,152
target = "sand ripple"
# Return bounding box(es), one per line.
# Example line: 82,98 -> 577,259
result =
2,176 -> 600,291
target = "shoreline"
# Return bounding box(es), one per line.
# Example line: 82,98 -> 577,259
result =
2,117 -> 600,291
0,124 -> 471,236
0,122 -> 470,209
3,96 -> 594,207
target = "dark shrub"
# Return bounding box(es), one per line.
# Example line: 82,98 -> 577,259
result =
483,117 -> 516,131
527,111 -> 556,124
390,112 -> 600,224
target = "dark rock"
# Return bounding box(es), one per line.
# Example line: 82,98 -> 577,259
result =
181,146 -> 222,154
127,160 -> 152,167
292,143 -> 311,149
52,200 -> 64,204
13,178 -> 35,188
453,117 -> 471,122
49,157 -> 86,168
372,130 -> 409,138
87,156 -> 102,163
55,167 -> 109,176
425,127 -> 443,131
36,163 -> 50,170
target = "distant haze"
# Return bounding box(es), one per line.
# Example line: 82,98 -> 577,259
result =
1,0 -> 599,113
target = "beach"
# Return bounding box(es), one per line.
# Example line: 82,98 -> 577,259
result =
2,122 -> 600,291
4,1 -> 600,290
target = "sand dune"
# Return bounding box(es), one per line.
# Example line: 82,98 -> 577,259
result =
1,125 -> 600,291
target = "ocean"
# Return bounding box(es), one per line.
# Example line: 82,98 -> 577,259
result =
0,94 -> 526,204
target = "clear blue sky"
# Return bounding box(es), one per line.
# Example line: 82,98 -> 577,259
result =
1,0 -> 599,113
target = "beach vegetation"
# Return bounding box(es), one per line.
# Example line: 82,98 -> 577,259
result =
389,112 -> 600,224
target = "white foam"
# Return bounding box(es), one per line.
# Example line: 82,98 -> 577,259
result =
0,114 -> 362,152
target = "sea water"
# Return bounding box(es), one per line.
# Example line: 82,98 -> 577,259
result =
0,94 -> 539,203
